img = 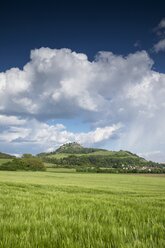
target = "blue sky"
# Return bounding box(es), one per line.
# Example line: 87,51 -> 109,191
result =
0,0 -> 165,161
0,0 -> 165,71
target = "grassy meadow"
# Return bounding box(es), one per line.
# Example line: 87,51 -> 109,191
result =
0,158 -> 12,165
0,169 -> 164,248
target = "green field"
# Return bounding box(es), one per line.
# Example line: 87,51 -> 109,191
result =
0,171 -> 164,248
0,158 -> 12,165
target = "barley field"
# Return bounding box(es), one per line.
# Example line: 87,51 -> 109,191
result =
0,171 -> 164,248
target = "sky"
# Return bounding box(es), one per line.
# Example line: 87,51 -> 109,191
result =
0,0 -> 165,161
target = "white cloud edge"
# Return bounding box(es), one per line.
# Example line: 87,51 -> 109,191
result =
153,39 -> 165,53
153,18 -> 165,53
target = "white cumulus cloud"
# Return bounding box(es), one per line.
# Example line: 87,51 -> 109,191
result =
0,116 -> 120,154
154,39 -> 165,53
158,18 -> 165,30
153,18 -> 165,52
0,47 -> 165,161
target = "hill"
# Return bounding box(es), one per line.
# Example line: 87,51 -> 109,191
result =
0,152 -> 15,159
51,142 -> 107,154
38,143 -> 164,173
38,142 -> 145,160
0,152 -> 15,166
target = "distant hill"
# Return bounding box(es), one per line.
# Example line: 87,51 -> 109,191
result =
0,152 -> 15,159
55,142 -> 107,154
37,143 -> 164,173
38,142 -> 144,159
